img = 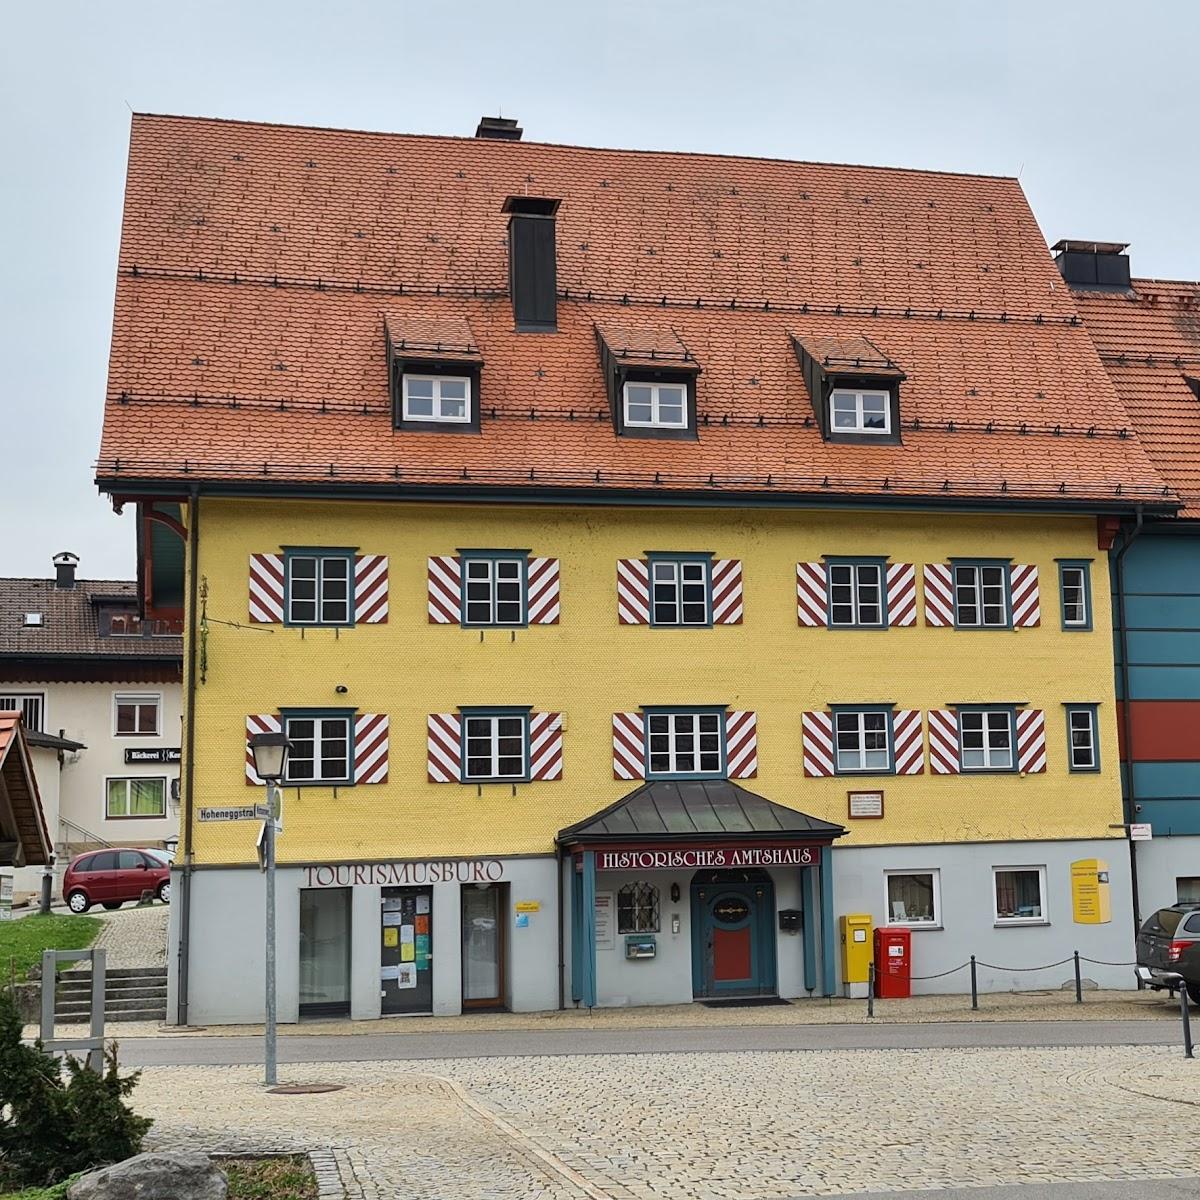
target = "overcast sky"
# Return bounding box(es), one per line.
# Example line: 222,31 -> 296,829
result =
3,0 -> 1197,580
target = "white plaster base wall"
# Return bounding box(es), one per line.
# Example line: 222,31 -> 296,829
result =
167,856 -> 559,1025
833,838 -> 1138,994
1134,837 -> 1200,918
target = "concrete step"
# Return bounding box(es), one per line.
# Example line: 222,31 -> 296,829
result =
58,975 -> 167,994
59,984 -> 165,1003
55,1007 -> 165,1024
56,998 -> 167,1020
62,966 -> 167,981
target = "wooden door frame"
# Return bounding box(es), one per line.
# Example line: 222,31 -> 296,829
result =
461,882 -> 508,1010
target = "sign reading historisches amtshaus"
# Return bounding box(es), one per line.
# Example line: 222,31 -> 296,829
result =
592,846 -> 821,872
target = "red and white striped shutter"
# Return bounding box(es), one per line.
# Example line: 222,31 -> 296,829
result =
527,557 -> 561,625
612,712 -> 646,779
796,563 -> 829,626
246,713 -> 282,784
927,710 -> 961,774
1016,709 -> 1047,773
354,714 -> 389,783
725,710 -> 757,778
711,560 -> 744,625
249,554 -> 284,623
891,709 -> 925,775
923,564 -> 954,627
427,713 -> 462,782
354,555 -> 389,624
427,556 -> 462,624
617,559 -> 650,624
886,563 -> 917,627
1010,565 -> 1041,628
801,711 -> 834,777
529,712 -> 564,780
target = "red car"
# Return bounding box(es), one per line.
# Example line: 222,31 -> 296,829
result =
63,848 -> 171,912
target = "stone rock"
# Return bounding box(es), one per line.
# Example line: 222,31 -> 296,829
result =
67,1151 -> 227,1200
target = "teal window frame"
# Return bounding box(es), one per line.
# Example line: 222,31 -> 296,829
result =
459,705 -> 531,782
956,705 -> 1018,773
643,705 -> 726,780
278,706 -> 356,787
1065,704 -> 1100,773
830,704 -> 895,775
282,547 -> 356,628
647,552 -> 713,628
1057,560 -> 1093,632
950,559 -> 1013,630
824,557 -> 889,629
458,549 -> 530,628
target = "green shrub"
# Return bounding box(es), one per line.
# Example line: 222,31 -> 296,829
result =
0,990 -> 152,1188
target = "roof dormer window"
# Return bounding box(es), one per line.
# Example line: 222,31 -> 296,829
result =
402,374 -> 471,424
830,388 -> 891,435
623,381 -> 688,430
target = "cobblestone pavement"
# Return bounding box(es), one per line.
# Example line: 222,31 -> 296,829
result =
70,903 -> 167,971
134,1045 -> 1200,1199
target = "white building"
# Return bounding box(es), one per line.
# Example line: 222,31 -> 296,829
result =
0,553 -> 183,900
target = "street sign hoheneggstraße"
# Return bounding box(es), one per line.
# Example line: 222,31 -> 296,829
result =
197,806 -> 259,822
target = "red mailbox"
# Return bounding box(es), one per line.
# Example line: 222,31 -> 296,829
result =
873,927 -> 912,998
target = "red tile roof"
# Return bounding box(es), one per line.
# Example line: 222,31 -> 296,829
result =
1074,279 -> 1200,516
0,711 -> 52,867
97,114 -> 1173,511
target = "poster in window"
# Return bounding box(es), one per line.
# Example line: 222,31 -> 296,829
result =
397,963 -> 417,989
595,891 -> 615,951
416,894 -> 430,914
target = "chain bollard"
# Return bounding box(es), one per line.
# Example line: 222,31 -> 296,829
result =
1074,951 -> 1083,1004
867,961 -> 875,1019
970,955 -> 978,1010
1181,985 -> 1194,1060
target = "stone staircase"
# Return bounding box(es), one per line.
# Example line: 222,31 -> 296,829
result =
55,966 -> 167,1023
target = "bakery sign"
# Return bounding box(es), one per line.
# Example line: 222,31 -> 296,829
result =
594,845 -> 821,871
124,747 -> 181,764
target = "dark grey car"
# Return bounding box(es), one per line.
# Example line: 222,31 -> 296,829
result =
1136,905 -> 1200,1004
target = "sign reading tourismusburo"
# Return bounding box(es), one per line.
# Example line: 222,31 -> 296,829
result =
124,747 -> 181,764
303,859 -> 505,888
594,846 -> 820,871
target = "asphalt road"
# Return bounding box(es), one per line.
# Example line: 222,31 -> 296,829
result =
115,1017 -> 1186,1066
842,1185 -> 1200,1199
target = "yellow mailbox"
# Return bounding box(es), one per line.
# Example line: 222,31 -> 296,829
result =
1071,859 -> 1111,924
840,913 -> 874,996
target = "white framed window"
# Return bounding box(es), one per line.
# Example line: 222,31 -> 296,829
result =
284,715 -> 352,784
834,710 -> 891,773
463,557 -> 525,625
623,381 -> 688,429
1059,564 -> 1090,628
113,693 -> 161,737
650,559 -> 709,625
463,714 -> 528,781
830,389 -> 891,434
953,564 -> 1009,627
286,554 -> 351,625
402,374 -> 472,423
993,866 -> 1047,924
959,709 -> 1014,770
0,692 -> 44,732
646,711 -> 723,777
885,870 -> 940,926
1067,706 -> 1098,771
105,777 -> 167,819
827,562 -> 884,626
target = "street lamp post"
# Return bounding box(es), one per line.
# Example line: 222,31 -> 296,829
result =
248,730 -> 291,1087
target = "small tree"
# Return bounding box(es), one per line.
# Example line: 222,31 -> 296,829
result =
0,989 -> 152,1187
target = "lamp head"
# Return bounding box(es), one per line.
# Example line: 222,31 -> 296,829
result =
249,730 -> 292,782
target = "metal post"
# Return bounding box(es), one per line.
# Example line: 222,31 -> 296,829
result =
1074,951 -> 1083,1004
867,961 -> 875,1018
1181,985 -> 1194,1060
264,781 -> 278,1087
970,955 -> 978,1010
39,869 -> 52,915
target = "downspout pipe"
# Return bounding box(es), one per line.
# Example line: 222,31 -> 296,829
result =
177,487 -> 201,1026
555,839 -> 565,1010
1114,505 -> 1144,943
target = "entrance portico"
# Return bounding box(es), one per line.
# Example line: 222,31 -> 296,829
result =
559,780 -> 845,1008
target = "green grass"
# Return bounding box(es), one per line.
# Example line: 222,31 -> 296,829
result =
224,1157 -> 317,1200
0,1174 -> 81,1200
0,914 -> 102,982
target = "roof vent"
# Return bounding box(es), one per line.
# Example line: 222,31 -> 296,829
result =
1052,240 -> 1132,291
475,116 -> 522,141
52,551 -> 79,590
24,612 -> 43,627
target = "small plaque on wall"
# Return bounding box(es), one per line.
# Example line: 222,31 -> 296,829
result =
848,791 -> 884,819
